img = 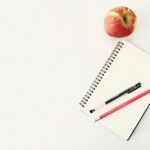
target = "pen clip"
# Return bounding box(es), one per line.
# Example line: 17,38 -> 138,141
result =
127,83 -> 141,94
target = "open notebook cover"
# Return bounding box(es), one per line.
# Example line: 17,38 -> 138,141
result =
79,40 -> 150,140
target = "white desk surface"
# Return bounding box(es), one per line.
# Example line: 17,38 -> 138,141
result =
0,0 -> 150,149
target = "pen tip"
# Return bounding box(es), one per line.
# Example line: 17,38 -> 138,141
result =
95,118 -> 100,122
137,82 -> 141,86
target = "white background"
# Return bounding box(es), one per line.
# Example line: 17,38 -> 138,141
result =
0,0 -> 150,149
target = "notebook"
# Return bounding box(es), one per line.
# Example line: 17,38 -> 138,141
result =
79,40 -> 150,140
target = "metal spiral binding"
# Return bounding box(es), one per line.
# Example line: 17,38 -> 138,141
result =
79,41 -> 124,107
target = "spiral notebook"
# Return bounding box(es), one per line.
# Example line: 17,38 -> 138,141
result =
79,40 -> 150,140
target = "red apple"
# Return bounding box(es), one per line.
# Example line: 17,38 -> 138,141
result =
104,6 -> 137,38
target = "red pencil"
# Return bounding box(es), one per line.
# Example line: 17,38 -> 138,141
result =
95,89 -> 150,122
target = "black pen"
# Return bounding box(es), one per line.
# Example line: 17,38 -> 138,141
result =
89,82 -> 142,113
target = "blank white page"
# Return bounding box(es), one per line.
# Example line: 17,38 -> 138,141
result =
79,40 -> 150,140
